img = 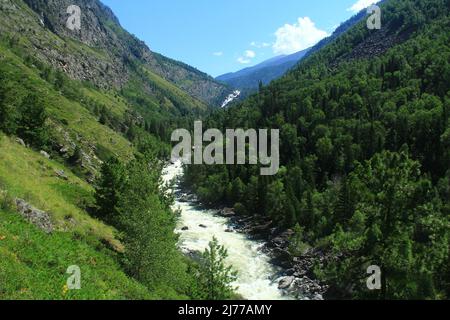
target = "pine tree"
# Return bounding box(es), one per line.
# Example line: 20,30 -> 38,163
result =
54,71 -> 65,90
197,237 -> 237,300
117,159 -> 187,292
230,177 -> 245,205
0,76 -> 17,135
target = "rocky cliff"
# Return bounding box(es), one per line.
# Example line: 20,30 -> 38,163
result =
0,0 -> 229,107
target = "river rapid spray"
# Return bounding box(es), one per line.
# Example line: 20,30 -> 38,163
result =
162,161 -> 291,300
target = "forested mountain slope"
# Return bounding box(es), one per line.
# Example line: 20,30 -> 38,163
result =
215,3 -> 377,99
185,0 -> 450,299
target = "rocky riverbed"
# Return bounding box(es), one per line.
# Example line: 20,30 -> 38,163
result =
219,207 -> 330,300
176,189 -> 329,300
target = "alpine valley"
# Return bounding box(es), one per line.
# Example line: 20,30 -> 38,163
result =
0,0 -> 449,302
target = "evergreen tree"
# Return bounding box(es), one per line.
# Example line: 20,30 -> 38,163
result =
230,177 -> 245,205
334,177 -> 355,225
0,75 -> 18,134
324,151 -> 449,299
197,237 -> 237,300
94,156 -> 126,223
266,180 -> 286,222
0,76 -> 15,134
116,159 -> 188,295
54,71 -> 65,90
289,224 -> 308,256
17,93 -> 48,148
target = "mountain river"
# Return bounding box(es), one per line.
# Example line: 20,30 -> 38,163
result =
162,161 -> 291,300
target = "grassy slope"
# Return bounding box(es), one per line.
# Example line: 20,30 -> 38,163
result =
0,32 -> 150,297
0,135 -> 115,242
0,134 -> 159,299
0,29 -> 163,299
0,0 -> 208,300
0,40 -> 134,159
1,0 -> 209,115
0,207 -> 154,300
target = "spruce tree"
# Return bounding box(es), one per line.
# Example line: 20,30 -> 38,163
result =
94,156 -> 126,223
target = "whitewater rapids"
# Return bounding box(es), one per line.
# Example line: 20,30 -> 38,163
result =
163,161 -> 290,300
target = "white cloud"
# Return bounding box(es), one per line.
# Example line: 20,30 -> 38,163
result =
237,57 -> 251,64
348,0 -> 381,13
245,50 -> 256,58
213,51 -> 223,56
250,41 -> 271,48
237,50 -> 256,64
273,17 -> 328,55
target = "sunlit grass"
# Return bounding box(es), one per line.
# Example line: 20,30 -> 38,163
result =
0,135 -> 118,246
0,208 -> 154,300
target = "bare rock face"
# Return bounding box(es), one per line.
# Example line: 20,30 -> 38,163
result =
11,0 -> 230,106
15,199 -> 54,234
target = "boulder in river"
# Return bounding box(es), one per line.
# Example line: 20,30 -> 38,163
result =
249,220 -> 273,236
278,276 -> 295,290
284,268 -> 296,276
291,276 -> 327,298
220,208 -> 236,217
181,226 -> 189,231
199,224 -> 207,228
272,248 -> 292,266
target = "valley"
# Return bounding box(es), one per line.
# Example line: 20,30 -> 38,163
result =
0,0 -> 449,302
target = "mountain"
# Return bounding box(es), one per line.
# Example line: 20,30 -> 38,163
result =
0,0 -> 238,177
185,0 -> 450,300
0,0 -> 236,300
1,0 -> 230,110
301,7 -> 368,60
216,48 -> 310,97
215,0 -> 387,99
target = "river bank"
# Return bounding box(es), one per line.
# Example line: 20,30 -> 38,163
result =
217,208 -> 330,300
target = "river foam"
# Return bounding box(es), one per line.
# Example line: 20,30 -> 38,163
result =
163,161 -> 289,300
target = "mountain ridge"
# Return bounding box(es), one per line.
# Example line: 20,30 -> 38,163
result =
216,48 -> 310,97
3,0 -> 230,108
215,1 -> 386,98
0,0 -> 236,300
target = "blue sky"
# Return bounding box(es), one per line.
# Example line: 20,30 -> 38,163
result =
101,0 -> 379,77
